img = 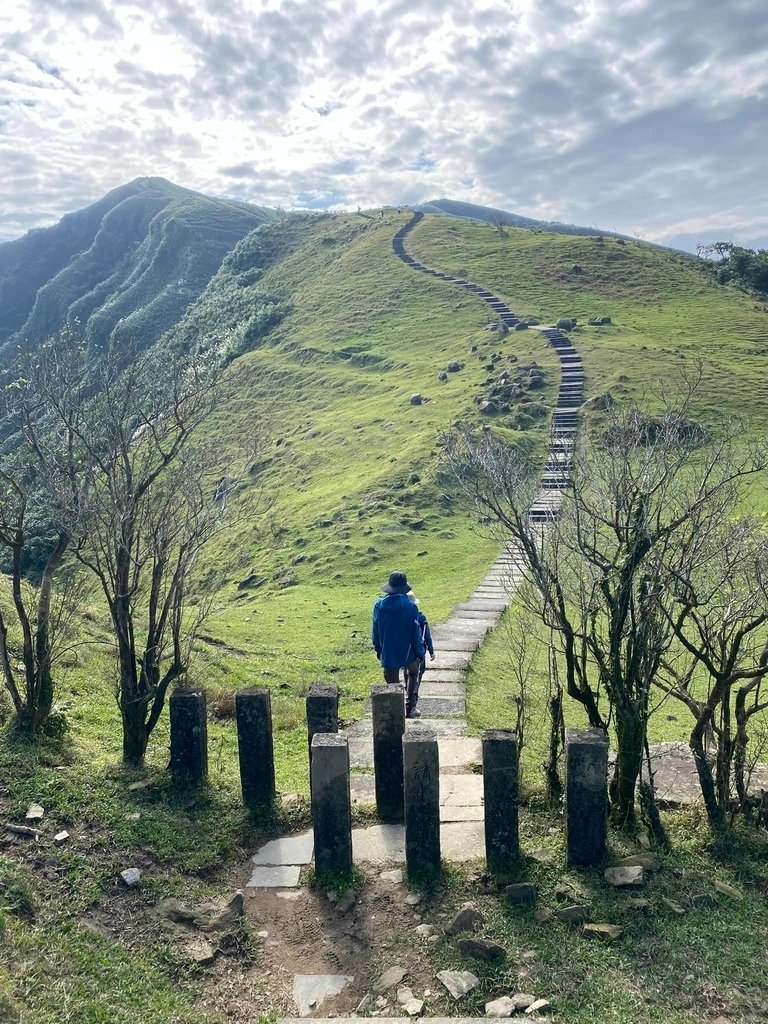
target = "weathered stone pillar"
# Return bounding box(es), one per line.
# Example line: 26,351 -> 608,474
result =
235,688 -> 275,809
311,733 -> 353,878
403,725 -> 441,882
482,729 -> 519,871
306,684 -> 339,786
372,684 -> 405,821
565,727 -> 608,866
169,687 -> 208,783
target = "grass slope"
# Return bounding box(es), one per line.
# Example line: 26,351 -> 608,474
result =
407,214 -> 768,760
2,210 -> 768,1024
0,177 -> 275,360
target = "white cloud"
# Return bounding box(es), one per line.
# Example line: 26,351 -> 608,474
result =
0,0 -> 766,247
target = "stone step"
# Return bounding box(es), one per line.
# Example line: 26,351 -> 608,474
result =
422,667 -> 467,681
455,599 -> 509,613
363,694 -> 465,717
349,717 -> 467,738
419,681 -> 466,696
430,651 -> 472,670
349,734 -> 481,769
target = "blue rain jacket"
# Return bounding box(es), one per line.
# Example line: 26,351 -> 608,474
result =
416,611 -> 434,658
372,593 -> 425,670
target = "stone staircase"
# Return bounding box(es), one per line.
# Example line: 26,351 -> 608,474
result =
347,214 -> 584,784
247,214 -> 585,883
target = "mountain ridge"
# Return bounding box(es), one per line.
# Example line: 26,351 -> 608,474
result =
0,176 -> 276,360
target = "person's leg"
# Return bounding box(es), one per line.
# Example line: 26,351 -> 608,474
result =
405,658 -> 422,717
383,667 -> 400,685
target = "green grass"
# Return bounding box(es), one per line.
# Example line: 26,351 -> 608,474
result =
2,210 -> 768,1023
426,809 -> 768,1024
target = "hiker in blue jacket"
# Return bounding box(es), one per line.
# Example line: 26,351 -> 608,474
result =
372,570 -> 425,718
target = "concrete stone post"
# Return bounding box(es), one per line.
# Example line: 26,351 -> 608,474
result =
403,725 -> 441,882
306,684 -> 339,786
311,733 -> 353,878
372,684 -> 405,821
482,729 -> 519,871
235,688 -> 276,808
565,727 -> 608,866
169,687 -> 208,783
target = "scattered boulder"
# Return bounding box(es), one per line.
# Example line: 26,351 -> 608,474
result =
445,903 -> 484,936
154,892 -> 244,934
714,880 -> 743,901
404,892 -> 422,906
570,264 -> 583,274
119,868 -> 142,888
688,892 -> 716,909
486,996 -> 518,1017
409,394 -> 423,406
588,315 -> 612,326
237,573 -> 266,591
397,987 -> 425,1016
457,937 -> 507,962
661,898 -> 686,916
437,969 -> 480,999
556,318 -> 574,331
525,998 -> 551,1015
534,908 -> 554,924
582,392 -> 615,412
374,966 -> 407,993
583,923 -> 623,941
415,923 -> 435,939
181,935 -> 217,966
335,890 -> 356,915
447,360 -> 464,372
479,400 -> 498,415
514,322 -> 529,330
617,853 -> 661,872
437,371 -> 448,382
505,883 -> 537,907
605,866 -> 644,887
554,904 -> 591,925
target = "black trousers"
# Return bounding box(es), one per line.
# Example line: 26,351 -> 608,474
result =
384,659 -> 421,712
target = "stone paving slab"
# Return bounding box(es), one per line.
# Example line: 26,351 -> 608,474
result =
363,695 -> 465,716
441,804 -> 484,822
251,833 -> 314,866
440,773 -> 484,804
430,636 -> 479,652
443,608 -> 502,621
279,1019 -> 533,1024
349,718 -> 467,738
247,864 -> 302,888
349,735 -> 481,769
350,775 -> 376,804
291,976 -> 354,1017
419,681 -> 466,696
455,600 -> 509,613
430,651 -> 472,670
351,821 -> 485,863
422,668 -> 466,682
438,617 -> 496,632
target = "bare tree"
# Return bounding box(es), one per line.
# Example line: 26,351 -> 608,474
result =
657,516 -> 768,828
0,332 -> 87,733
68,345 -> 247,765
442,396 -> 765,823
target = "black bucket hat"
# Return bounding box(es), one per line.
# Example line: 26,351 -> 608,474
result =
382,570 -> 410,594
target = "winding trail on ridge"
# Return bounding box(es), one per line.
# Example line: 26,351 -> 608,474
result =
344,213 -> 585,819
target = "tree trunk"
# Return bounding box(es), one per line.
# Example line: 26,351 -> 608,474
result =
122,700 -> 149,766
690,730 -> 725,829
545,689 -> 564,805
610,712 -> 644,824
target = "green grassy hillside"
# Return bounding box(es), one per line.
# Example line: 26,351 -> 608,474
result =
0,177 -> 275,360
405,215 -> 768,762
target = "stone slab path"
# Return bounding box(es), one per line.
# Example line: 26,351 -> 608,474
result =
254,213 -> 582,1023
247,213 -> 584,898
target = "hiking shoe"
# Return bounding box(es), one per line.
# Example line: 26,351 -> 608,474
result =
406,707 -> 421,719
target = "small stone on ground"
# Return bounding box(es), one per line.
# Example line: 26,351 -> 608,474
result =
445,903 -> 483,935
437,969 -> 480,999
604,865 -> 644,887
292,974 -> 353,1016
457,937 -> 507,961
374,966 -> 407,993
119,868 -> 141,888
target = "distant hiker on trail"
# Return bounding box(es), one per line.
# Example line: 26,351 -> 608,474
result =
372,571 -> 425,719
402,590 -> 434,716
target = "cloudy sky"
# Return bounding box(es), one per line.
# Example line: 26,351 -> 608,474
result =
1,0 -> 767,250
